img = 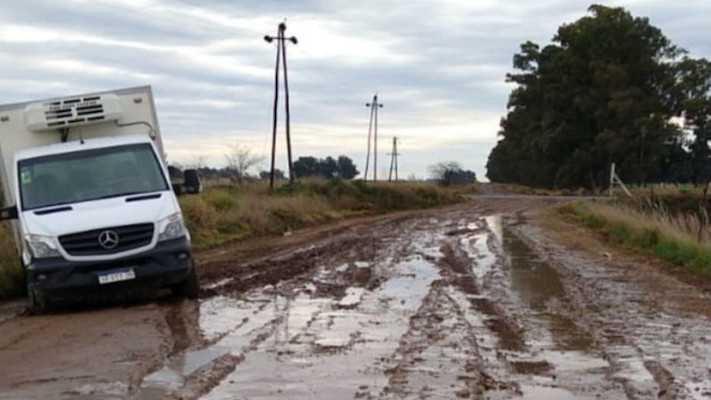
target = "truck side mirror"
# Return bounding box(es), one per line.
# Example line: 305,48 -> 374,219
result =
172,183 -> 183,196
0,205 -> 18,221
184,169 -> 202,194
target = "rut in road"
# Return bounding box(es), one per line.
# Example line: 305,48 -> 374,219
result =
133,206 -> 633,400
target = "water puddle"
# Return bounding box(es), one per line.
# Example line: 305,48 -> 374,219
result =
505,233 -> 595,351
199,251 -> 442,399
500,227 -> 613,398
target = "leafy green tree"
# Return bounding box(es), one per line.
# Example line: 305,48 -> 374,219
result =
336,156 -> 359,179
429,162 -> 476,186
292,156 -> 320,177
671,57 -> 711,183
259,169 -> 285,180
487,5 -> 691,189
292,156 -> 359,179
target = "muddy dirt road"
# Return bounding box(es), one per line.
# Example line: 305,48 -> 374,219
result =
1,199 -> 711,399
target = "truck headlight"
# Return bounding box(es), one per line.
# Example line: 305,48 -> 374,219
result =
25,234 -> 60,258
158,212 -> 186,242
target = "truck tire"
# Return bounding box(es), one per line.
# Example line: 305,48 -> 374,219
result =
171,267 -> 199,299
27,284 -> 47,314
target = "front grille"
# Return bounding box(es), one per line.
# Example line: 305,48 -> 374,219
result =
59,223 -> 154,256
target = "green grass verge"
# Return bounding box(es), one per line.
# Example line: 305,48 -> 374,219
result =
564,201 -> 711,278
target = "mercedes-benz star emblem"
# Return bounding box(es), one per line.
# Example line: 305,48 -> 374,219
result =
98,230 -> 119,250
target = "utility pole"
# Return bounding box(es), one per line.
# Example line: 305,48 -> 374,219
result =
365,94 -> 383,182
363,102 -> 375,181
264,21 -> 297,189
388,136 -> 400,182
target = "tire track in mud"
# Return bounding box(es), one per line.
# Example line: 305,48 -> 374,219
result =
439,241 -> 525,352
380,280 -> 510,399
436,213 -> 632,399
131,218 -> 402,400
512,220 -> 711,400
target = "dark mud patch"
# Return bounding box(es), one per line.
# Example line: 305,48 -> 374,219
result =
200,237 -> 363,298
445,227 -> 486,236
172,353 -> 244,400
163,301 -> 202,356
509,360 -> 553,375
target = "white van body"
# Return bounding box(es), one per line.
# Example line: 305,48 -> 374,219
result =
0,86 -> 196,308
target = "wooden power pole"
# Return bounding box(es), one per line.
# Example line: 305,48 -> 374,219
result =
264,21 -> 297,189
388,136 -> 400,182
365,94 -> 383,182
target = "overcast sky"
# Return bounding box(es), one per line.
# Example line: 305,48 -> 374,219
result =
1,0 -> 710,180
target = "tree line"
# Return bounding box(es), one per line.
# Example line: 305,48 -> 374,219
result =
486,5 -> 711,189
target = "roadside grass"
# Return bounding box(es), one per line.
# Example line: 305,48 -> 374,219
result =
476,182 -> 595,196
181,179 -> 461,248
565,201 -> 711,278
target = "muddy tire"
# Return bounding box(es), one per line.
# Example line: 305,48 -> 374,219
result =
27,284 -> 47,314
171,267 -> 199,299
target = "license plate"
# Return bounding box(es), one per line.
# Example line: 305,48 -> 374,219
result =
98,268 -> 136,285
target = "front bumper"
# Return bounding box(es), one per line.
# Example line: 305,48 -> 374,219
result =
27,237 -> 192,297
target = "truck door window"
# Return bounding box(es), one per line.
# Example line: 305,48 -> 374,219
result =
18,143 -> 168,211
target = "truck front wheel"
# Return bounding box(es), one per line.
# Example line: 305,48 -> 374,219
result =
27,284 -> 48,313
171,267 -> 199,299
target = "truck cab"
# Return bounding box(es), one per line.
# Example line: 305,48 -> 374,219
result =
0,86 -> 198,310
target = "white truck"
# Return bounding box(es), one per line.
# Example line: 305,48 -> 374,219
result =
0,86 -> 198,310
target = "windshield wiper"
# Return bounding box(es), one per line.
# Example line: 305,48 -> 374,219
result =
126,193 -> 162,202
34,205 -> 73,215
95,191 -> 159,201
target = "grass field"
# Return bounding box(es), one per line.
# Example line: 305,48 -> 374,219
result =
181,179 -> 461,248
0,179 -> 462,299
566,200 -> 711,278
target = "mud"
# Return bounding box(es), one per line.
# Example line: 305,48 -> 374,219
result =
1,199 -> 710,399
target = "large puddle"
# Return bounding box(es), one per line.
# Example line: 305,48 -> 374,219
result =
135,214 -> 617,399
454,216 -> 614,399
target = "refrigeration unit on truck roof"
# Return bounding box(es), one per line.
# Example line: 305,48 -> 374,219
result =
24,93 -> 123,132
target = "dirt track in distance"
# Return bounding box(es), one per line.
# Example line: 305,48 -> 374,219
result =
1,198 -> 710,400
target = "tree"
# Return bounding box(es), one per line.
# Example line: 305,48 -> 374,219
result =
292,156 -> 320,178
337,156 -> 359,179
259,169 -> 285,180
292,155 -> 360,179
429,162 -> 476,186
486,5 -> 690,189
224,144 -> 264,184
671,57 -> 711,183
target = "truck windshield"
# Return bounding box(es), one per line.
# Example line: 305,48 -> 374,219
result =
18,143 -> 169,211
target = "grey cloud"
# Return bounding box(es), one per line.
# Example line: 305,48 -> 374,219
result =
0,0 -> 709,178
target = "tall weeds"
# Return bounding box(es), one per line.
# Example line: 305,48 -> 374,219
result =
569,201 -> 711,277
181,179 -> 460,248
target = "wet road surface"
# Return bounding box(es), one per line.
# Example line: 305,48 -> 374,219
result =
1,200 -> 710,399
